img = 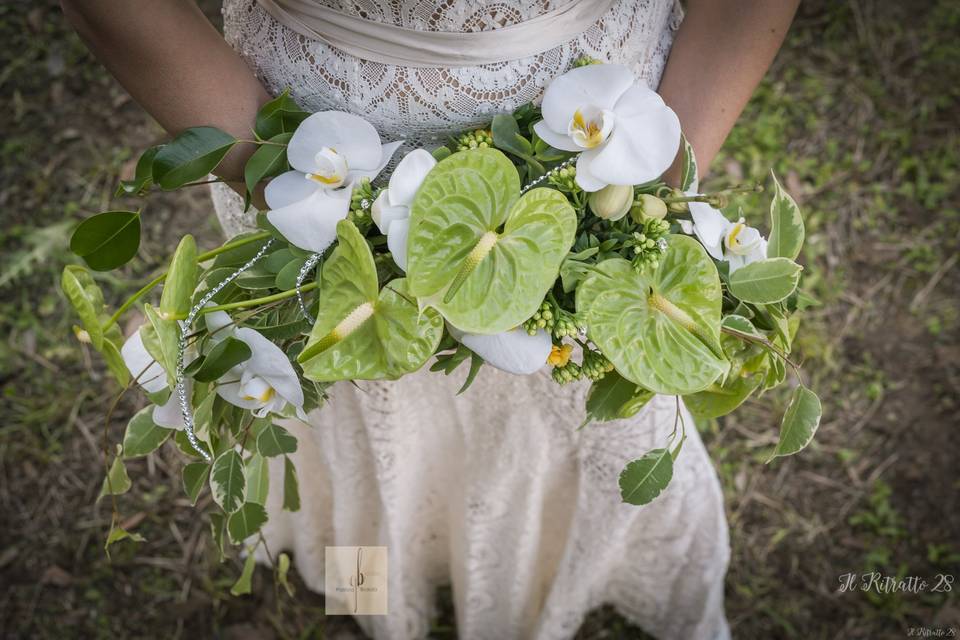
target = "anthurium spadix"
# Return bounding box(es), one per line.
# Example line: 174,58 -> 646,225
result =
297,219 -> 444,381
576,234 -> 728,395
371,148 -> 437,271
405,148 -> 577,334
682,200 -> 768,273
447,325 -> 552,375
532,63 -> 681,192
265,111 -> 402,253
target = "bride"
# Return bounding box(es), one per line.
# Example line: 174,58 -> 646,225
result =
63,1 -> 798,638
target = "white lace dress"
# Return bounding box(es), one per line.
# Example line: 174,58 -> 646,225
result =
213,2 -> 731,638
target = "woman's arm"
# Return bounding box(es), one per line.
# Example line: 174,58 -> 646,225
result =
658,0 -> 800,184
60,0 -> 270,184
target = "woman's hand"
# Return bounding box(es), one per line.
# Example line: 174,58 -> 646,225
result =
657,0 -> 801,186
61,0 -> 271,187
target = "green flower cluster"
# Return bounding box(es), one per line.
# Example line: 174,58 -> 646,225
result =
581,348 -> 615,381
455,128 -> 494,151
572,56 -> 602,68
627,217 -> 671,273
548,165 -> 580,194
523,299 -> 580,339
347,177 -> 375,232
551,360 -> 582,384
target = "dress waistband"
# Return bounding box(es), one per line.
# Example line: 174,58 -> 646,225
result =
255,0 -> 617,68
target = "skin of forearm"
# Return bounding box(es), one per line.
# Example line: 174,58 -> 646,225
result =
60,0 -> 270,183
657,0 -> 800,185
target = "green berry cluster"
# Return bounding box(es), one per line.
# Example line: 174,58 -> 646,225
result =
455,128 -> 494,151
581,349 -> 615,381
523,299 -> 581,339
548,165 -> 580,194
628,217 -> 671,273
347,177 -> 375,231
551,360 -> 583,384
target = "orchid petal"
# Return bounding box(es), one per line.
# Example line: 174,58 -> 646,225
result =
387,217 -> 410,271
541,64 -> 635,134
387,149 -> 436,207
204,309 -> 234,342
152,381 -> 188,430
458,328 -> 552,375
351,140 -> 404,181
689,202 -> 728,260
215,379 -> 262,411
531,121 -> 582,152
574,150 -> 608,192
287,111 -> 382,174
264,170 -> 320,210
266,187 -> 352,253
233,328 -> 304,408
122,328 -> 167,393
586,87 -> 681,185
371,190 -> 409,235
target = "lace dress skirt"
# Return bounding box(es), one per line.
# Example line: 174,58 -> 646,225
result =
213,1 -> 730,638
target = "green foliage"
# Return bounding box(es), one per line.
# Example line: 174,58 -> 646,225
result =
282,456 -> 300,512
158,234 -> 197,320
583,372 -> 654,425
230,550 -> 257,596
189,336 -> 251,383
254,89 -> 309,140
182,462 -> 210,506
728,258 -> 803,304
244,454 -> 270,506
99,444 -> 131,499
70,210 -> 141,271
227,502 -> 268,544
121,407 -> 172,458
256,423 -> 297,457
210,450 -> 245,514
244,132 -> 293,208
619,448 -> 673,506
679,134 -> 698,193
767,171 -> 805,260
769,386 -> 822,461
152,126 -> 236,190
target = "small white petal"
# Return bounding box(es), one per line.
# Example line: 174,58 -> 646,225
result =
387,217 -> 410,271
234,328 -> 304,409
532,120 -> 582,152
152,381 -> 188,430
387,149 -> 436,207
541,64 -> 635,134
351,140 -> 405,182
371,190 -> 409,235
689,202 -> 729,261
266,187 -> 352,253
204,309 -> 234,341
216,379 -> 262,411
287,111 -> 382,174
264,170 -> 320,209
574,151 -> 608,192
458,328 -> 553,375
121,328 -> 167,393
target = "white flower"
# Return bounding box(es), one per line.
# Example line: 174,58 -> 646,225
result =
532,64 -> 681,192
265,111 -> 402,253
121,327 -> 187,429
370,148 -> 436,271
682,201 -> 768,273
447,325 -> 553,375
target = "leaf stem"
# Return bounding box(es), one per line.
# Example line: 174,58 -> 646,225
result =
201,282 -> 318,314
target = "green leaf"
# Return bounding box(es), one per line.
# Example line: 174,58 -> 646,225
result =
104,525 -> 145,558
728,258 -> 803,304
619,448 -> 673,506
141,304 -> 180,386
577,236 -> 728,395
231,549 -> 257,596
245,453 -> 270,506
61,265 -> 106,349
227,502 -> 268,544
255,90 -> 309,140
684,374 -> 763,420
244,132 -> 292,200
256,423 -> 298,457
406,149 -> 577,334
158,235 -> 197,320
99,444 -> 132,499
583,372 -> 653,424
121,407 -> 172,458
70,211 -> 141,271
491,114 -> 532,157
182,461 -> 211,505
277,552 -> 295,596
192,336 -> 251,383
721,314 -> 763,339
275,256 -> 309,290
210,450 -> 245,513
767,171 -> 805,260
679,134 -> 698,193
214,232 -> 273,268
769,386 -> 822,462
282,456 -> 300,512
117,145 -> 160,196
152,126 -> 236,190
298,220 -> 444,381
262,248 -> 295,273
234,267 -> 277,290
209,512 -> 227,562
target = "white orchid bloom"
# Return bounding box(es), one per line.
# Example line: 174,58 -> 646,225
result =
682,201 -> 768,273
265,111 -> 403,254
215,328 -> 306,419
370,148 -> 436,271
447,325 -> 553,375
121,327 -> 187,429
532,64 -> 681,192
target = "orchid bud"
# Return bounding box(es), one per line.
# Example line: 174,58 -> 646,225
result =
588,184 -> 633,220
630,194 -> 668,222
666,188 -> 688,214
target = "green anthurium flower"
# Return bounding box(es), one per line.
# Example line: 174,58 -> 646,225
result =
298,219 -> 443,381
405,148 -> 577,334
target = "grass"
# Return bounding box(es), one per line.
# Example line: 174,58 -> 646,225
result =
1,1 -> 958,638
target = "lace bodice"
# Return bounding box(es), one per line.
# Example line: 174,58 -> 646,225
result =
222,0 -> 683,147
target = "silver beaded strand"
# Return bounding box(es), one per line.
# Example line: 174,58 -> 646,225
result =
520,155 -> 578,194
175,238 -> 275,462
295,252 -> 323,324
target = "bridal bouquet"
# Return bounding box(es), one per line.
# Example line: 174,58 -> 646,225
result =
64,61 -> 821,569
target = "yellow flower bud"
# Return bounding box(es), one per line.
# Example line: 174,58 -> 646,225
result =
547,343 -> 574,367
588,184 -> 633,220
630,194 -> 668,222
